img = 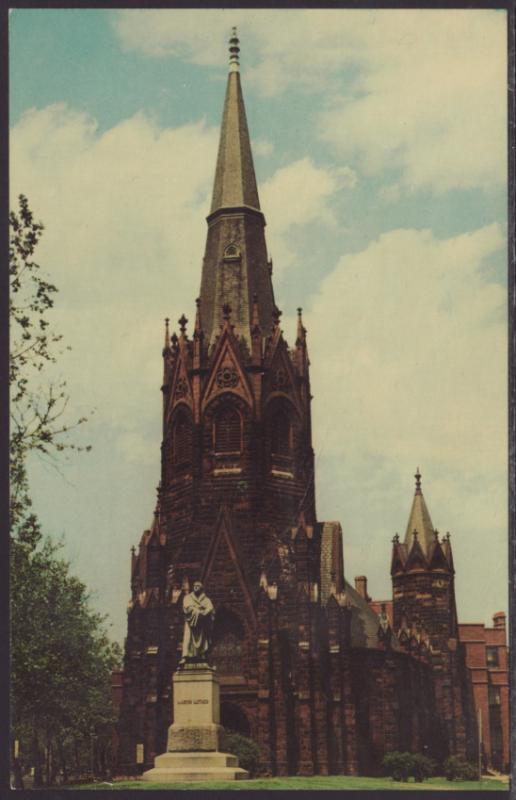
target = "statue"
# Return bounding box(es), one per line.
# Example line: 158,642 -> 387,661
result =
180,581 -> 215,665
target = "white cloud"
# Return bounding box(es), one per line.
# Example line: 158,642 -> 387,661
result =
10,105 -> 347,441
253,138 -> 274,157
113,9 -> 506,193
261,157 -> 355,272
307,223 -> 506,472
10,104 -> 218,447
317,11 -> 507,193
297,225 -> 507,600
269,222 -> 507,617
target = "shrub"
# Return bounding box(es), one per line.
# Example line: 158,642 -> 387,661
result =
444,756 -> 479,781
411,753 -> 437,781
382,751 -> 413,782
382,751 -> 436,782
220,732 -> 261,776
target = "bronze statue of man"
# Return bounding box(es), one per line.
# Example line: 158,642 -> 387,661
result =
180,581 -> 215,665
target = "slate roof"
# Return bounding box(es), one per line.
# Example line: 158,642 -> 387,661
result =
318,518 -> 399,650
210,69 -> 261,213
403,478 -> 435,556
343,579 -> 401,651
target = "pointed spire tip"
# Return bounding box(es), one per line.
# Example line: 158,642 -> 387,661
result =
229,26 -> 240,72
414,467 -> 422,494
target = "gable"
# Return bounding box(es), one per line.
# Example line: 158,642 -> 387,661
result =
202,333 -> 253,411
201,508 -> 256,627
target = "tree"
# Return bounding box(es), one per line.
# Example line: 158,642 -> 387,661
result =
9,197 -> 119,786
9,194 -> 90,544
10,536 -> 121,785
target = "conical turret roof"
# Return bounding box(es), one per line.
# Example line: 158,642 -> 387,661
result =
210,30 -> 260,214
404,468 -> 435,556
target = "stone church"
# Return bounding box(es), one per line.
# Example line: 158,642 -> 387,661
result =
116,30 -> 482,776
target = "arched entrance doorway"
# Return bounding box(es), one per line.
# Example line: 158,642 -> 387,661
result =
220,701 -> 250,736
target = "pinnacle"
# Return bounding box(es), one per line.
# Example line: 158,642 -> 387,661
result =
404,470 -> 436,556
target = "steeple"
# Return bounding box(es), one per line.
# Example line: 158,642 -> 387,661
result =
199,28 -> 274,347
210,27 -> 260,214
403,468 -> 435,555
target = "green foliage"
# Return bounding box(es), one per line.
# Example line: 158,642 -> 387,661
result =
382,751 -> 436,782
9,194 -> 91,538
9,197 -> 116,787
444,756 -> 479,781
11,532 -> 122,785
220,732 -> 262,777
411,753 -> 437,781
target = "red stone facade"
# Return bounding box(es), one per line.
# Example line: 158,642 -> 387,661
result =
458,614 -> 509,772
114,33 -> 495,777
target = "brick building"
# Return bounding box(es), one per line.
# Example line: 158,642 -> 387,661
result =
115,30 -> 495,776
458,615 -> 509,772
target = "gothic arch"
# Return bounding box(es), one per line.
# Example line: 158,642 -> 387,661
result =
204,393 -> 251,459
210,606 -> 246,677
264,397 -> 300,473
213,406 -> 242,454
171,406 -> 193,469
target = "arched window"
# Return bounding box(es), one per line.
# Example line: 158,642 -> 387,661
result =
214,407 -> 242,454
173,412 -> 192,468
271,410 -> 292,457
211,609 -> 245,676
224,243 -> 240,259
147,543 -> 161,586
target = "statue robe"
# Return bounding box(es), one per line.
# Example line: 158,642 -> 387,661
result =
181,590 -> 215,659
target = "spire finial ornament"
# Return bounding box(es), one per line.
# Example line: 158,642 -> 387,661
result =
194,297 -> 203,336
164,317 -> 170,348
296,307 -> 307,345
229,26 -> 240,72
178,314 -> 188,335
414,467 -> 422,495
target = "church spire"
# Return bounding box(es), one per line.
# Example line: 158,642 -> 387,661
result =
404,468 -> 436,556
199,29 -> 274,346
210,27 -> 260,214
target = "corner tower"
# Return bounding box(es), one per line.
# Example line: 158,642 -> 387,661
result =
390,470 -> 474,761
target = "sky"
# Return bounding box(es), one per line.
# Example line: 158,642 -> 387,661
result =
9,9 -> 508,645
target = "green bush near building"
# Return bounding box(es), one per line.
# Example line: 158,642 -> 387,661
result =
382,751 -> 437,782
219,732 -> 262,777
444,755 -> 479,781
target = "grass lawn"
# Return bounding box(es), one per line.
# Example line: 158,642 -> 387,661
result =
70,775 -> 508,791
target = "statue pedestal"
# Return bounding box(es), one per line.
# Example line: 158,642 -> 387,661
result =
142,665 -> 248,782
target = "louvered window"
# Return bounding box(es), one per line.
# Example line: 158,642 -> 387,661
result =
147,545 -> 161,585
214,408 -> 241,454
271,411 -> 292,457
173,415 -> 192,467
